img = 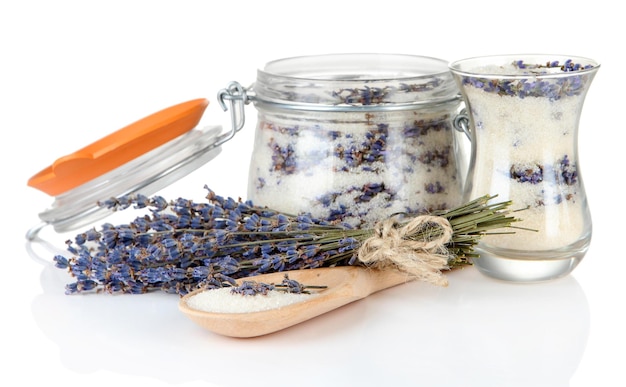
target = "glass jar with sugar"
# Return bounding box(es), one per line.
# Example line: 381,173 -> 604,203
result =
233,53 -> 468,228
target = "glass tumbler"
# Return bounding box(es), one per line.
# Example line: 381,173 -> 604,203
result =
450,54 -> 599,282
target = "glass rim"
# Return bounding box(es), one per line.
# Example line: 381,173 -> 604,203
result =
449,54 -> 600,79
258,53 -> 452,82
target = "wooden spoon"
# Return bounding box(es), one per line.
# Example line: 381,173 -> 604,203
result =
178,266 -> 413,338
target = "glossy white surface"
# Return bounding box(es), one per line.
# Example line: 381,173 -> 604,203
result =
2,2 -> 624,386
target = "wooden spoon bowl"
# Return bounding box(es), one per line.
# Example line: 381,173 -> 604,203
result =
179,266 -> 412,338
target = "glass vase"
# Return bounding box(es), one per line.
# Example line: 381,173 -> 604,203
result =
449,54 -> 599,282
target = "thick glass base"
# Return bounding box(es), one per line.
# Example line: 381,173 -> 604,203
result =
472,240 -> 590,282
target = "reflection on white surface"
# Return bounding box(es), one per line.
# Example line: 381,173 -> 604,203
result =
28,239 -> 589,387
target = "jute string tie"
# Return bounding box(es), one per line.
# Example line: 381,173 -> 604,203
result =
357,215 -> 453,286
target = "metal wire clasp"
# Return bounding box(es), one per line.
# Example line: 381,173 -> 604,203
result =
453,109 -> 472,141
216,81 -> 252,147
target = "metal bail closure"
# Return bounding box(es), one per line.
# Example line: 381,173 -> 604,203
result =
453,108 -> 472,141
216,81 -> 252,147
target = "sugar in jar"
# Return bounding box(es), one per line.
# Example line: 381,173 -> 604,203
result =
242,54 -> 467,227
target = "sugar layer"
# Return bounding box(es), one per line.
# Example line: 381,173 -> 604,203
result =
248,108 -> 464,227
186,288 -> 314,313
464,86 -> 589,250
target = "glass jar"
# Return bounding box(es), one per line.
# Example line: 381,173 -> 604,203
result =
450,54 -> 599,282
243,54 -> 467,228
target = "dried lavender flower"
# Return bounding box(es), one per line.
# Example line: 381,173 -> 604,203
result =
459,59 -> 596,100
53,186 -> 524,295
229,275 -> 325,296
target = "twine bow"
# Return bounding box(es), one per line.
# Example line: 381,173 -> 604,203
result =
357,215 -> 453,286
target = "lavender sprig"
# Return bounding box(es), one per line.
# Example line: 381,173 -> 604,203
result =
53,186 -> 523,296
230,275 -> 327,296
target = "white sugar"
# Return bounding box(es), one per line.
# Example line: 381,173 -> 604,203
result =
470,64 -> 519,75
186,288 -> 315,313
463,86 -> 588,250
468,63 -> 568,76
248,108 -> 464,227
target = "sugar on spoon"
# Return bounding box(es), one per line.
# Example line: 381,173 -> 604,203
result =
178,266 -> 413,338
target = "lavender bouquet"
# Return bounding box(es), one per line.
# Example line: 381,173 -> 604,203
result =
54,186 -> 524,295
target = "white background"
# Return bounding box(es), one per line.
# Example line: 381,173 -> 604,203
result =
1,1 -> 624,386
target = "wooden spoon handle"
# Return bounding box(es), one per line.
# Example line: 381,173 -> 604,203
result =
355,267 -> 414,297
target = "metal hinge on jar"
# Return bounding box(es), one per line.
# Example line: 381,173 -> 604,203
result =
216,81 -> 254,147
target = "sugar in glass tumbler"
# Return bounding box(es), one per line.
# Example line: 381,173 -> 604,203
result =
450,54 -> 599,281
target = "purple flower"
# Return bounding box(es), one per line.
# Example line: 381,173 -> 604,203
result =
462,59 -> 594,100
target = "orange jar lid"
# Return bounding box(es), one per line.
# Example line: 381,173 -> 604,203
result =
27,98 -> 230,236
28,98 -> 209,196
